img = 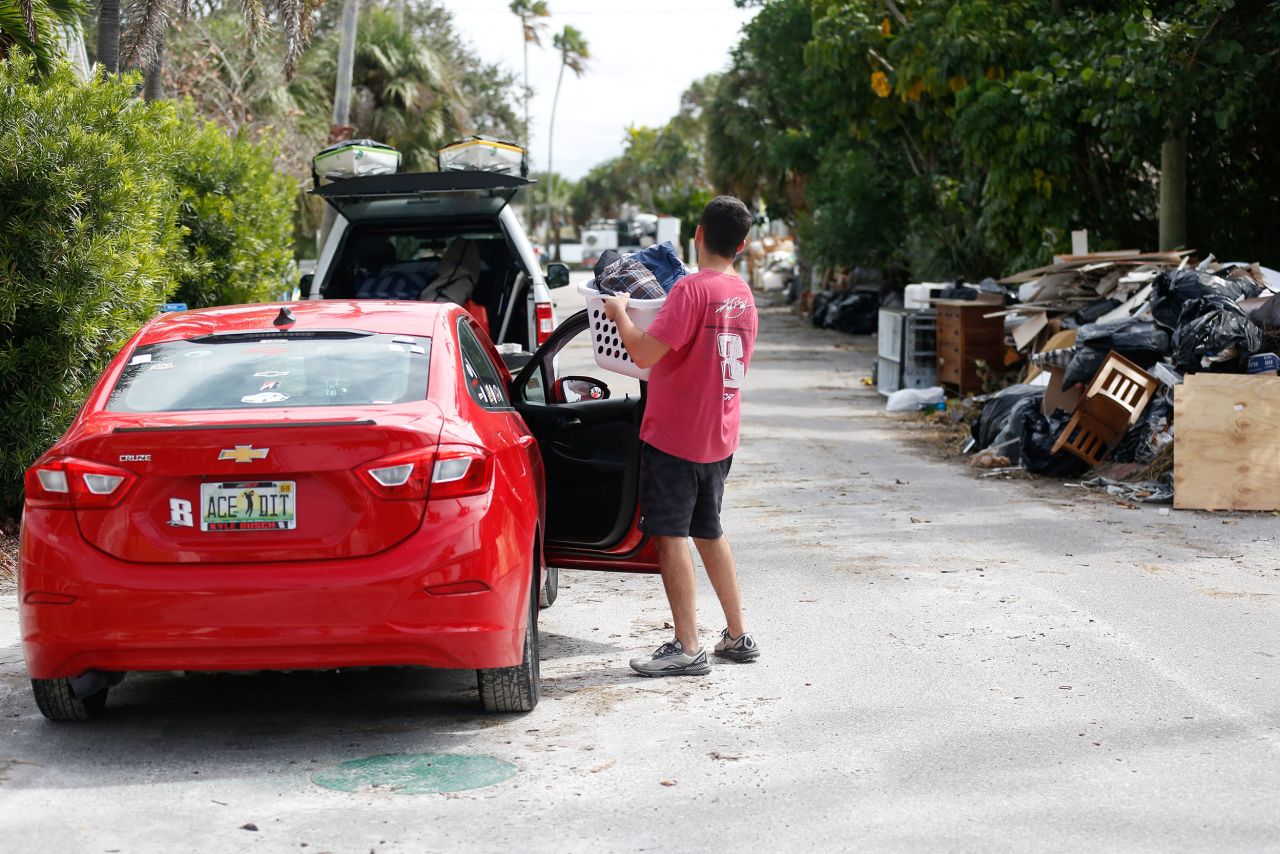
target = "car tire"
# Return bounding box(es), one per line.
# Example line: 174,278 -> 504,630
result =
31,678 -> 109,721
538,564 -> 559,609
477,557 -> 541,713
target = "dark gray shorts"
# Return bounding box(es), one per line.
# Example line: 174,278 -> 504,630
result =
638,443 -> 734,540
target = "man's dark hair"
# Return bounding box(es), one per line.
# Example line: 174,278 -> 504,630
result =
698,195 -> 753,258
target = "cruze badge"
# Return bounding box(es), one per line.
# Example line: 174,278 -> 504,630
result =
218,445 -> 269,463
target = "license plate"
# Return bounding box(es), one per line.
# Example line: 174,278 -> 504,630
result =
200,481 -> 297,532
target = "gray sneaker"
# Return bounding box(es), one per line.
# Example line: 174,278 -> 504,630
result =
714,629 -> 760,662
630,640 -> 711,677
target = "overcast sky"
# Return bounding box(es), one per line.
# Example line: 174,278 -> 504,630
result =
440,0 -> 758,180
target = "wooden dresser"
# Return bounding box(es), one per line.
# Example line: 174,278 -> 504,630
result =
933,299 -> 1006,394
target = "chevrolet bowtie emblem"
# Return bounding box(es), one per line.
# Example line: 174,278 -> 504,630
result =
218,445 -> 269,463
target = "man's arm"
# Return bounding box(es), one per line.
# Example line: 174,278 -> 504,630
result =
602,293 -> 671,369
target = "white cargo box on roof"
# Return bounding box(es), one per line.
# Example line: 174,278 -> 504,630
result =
312,140 -> 401,187
439,136 -> 528,177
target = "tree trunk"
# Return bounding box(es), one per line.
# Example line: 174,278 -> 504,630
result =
1159,134 -> 1187,251
97,0 -> 120,73
142,35 -> 164,101
319,0 -> 361,251
545,61 -> 566,253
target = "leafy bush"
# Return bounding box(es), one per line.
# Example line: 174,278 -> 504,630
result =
0,57 -> 184,514
170,115 -> 298,309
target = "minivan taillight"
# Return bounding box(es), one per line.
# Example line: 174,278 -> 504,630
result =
24,457 -> 136,509
535,301 -> 554,346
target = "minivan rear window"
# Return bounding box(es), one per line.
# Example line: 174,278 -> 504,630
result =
107,333 -> 430,412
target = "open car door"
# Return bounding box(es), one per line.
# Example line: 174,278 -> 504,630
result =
511,310 -> 659,572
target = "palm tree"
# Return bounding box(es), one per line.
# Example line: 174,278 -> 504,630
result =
96,0 -> 321,82
546,24 -> 588,260
509,0 -> 549,146
294,9 -> 471,171
0,0 -> 82,76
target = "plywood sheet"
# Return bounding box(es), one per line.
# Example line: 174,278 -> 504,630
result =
1174,374 -> 1280,511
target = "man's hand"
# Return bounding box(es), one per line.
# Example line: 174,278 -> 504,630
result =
602,292 -> 630,324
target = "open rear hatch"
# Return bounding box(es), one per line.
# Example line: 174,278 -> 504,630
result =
312,171 -> 534,222
66,416 -> 442,564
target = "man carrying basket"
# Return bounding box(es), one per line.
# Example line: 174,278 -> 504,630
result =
602,196 -> 760,677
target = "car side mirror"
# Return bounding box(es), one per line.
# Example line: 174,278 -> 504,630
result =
546,263 -> 571,289
298,273 -> 315,299
557,376 -> 610,403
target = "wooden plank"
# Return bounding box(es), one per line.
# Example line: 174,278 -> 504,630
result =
1174,374 -> 1280,511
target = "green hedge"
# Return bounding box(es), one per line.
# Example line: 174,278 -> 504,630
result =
0,57 -> 298,515
171,115 -> 297,309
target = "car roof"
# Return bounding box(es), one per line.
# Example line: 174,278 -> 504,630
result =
137,300 -> 453,346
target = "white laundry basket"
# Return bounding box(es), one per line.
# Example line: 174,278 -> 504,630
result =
578,282 -> 666,381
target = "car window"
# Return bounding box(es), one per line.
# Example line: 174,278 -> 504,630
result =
516,320 -> 641,405
457,320 -> 510,409
107,333 -> 430,412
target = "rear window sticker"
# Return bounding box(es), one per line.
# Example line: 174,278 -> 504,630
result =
241,392 -> 289,404
409,345 -> 426,355
184,350 -> 212,359
130,354 -> 153,365
148,362 -> 177,371
254,370 -> 289,378
259,381 -> 281,390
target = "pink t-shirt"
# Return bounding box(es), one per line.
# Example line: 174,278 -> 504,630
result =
640,270 -> 758,463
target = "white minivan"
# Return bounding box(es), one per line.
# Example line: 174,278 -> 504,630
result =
307,171 -> 569,357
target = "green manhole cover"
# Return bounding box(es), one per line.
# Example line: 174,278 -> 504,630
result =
312,753 -> 517,795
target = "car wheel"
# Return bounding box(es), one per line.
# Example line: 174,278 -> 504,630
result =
538,564 -> 559,609
31,678 -> 109,721
477,557 -> 541,713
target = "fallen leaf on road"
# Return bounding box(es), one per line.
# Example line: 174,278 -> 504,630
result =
663,622 -> 673,629
910,517 -> 930,524
1116,501 -> 1138,510
240,824 -> 259,832
590,759 -> 616,773
708,752 -> 742,761
660,779 -> 677,786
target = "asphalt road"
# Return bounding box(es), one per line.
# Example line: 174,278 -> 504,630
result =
1,279 -> 1277,853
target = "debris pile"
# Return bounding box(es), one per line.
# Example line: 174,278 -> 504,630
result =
919,251 -> 1280,510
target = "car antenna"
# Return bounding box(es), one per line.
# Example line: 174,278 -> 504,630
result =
273,306 -> 296,329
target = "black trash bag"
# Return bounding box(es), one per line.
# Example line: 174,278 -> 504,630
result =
1110,386 -> 1174,464
1020,408 -> 1090,478
975,277 -> 1008,304
1061,319 -> 1170,388
938,278 -> 978,301
986,394 -> 1044,467
1171,294 -> 1263,371
811,290 -> 833,328
1151,269 -> 1263,331
971,384 -> 1043,451
824,290 -> 878,334
1250,294 -> 1280,330
1066,298 -> 1122,328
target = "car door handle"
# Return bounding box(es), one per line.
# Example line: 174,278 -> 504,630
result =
557,415 -> 581,428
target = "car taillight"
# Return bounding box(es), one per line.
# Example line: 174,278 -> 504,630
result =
428,445 -> 492,500
24,457 -> 136,509
535,301 -> 554,346
358,447 -> 436,500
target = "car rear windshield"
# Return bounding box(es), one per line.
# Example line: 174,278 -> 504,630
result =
107,332 -> 431,413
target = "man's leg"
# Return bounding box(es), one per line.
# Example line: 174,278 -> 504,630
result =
693,535 -> 745,638
655,535 -> 700,652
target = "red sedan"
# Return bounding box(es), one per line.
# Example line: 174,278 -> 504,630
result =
19,300 -> 657,719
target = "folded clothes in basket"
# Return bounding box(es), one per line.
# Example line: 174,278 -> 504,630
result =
633,241 -> 688,291
591,255 -> 667,300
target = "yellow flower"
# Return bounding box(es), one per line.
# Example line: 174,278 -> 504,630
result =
881,18 -> 891,37
871,71 -> 892,98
